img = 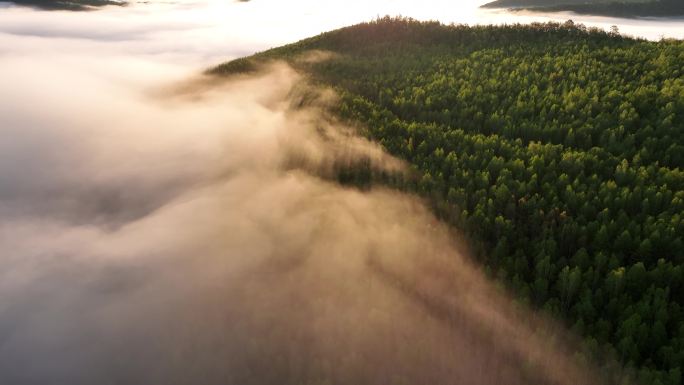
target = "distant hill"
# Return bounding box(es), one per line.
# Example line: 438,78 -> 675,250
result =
7,0 -> 126,11
213,18 -> 684,385
482,0 -> 684,18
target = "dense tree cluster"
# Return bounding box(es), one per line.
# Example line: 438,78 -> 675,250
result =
214,18 -> 684,384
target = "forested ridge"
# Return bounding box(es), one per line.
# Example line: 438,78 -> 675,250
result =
482,0 -> 684,18
213,19 -> 684,384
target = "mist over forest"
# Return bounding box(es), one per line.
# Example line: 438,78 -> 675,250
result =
0,40 -> 600,385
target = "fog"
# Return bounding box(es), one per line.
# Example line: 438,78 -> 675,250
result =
0,1 -> 646,384
0,60 -> 603,385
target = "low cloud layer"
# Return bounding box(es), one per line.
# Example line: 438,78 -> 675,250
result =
0,4 -> 613,385
0,57 -> 604,385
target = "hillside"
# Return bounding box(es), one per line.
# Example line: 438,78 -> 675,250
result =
482,0 -> 684,18
213,18 -> 684,384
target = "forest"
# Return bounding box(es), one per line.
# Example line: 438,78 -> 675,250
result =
213,18 -> 684,385
482,0 -> 684,18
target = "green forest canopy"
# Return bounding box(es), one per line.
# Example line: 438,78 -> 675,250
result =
213,18 -> 684,385
481,0 -> 684,18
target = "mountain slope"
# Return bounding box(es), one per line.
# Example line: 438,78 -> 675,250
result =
213,18 -> 684,385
